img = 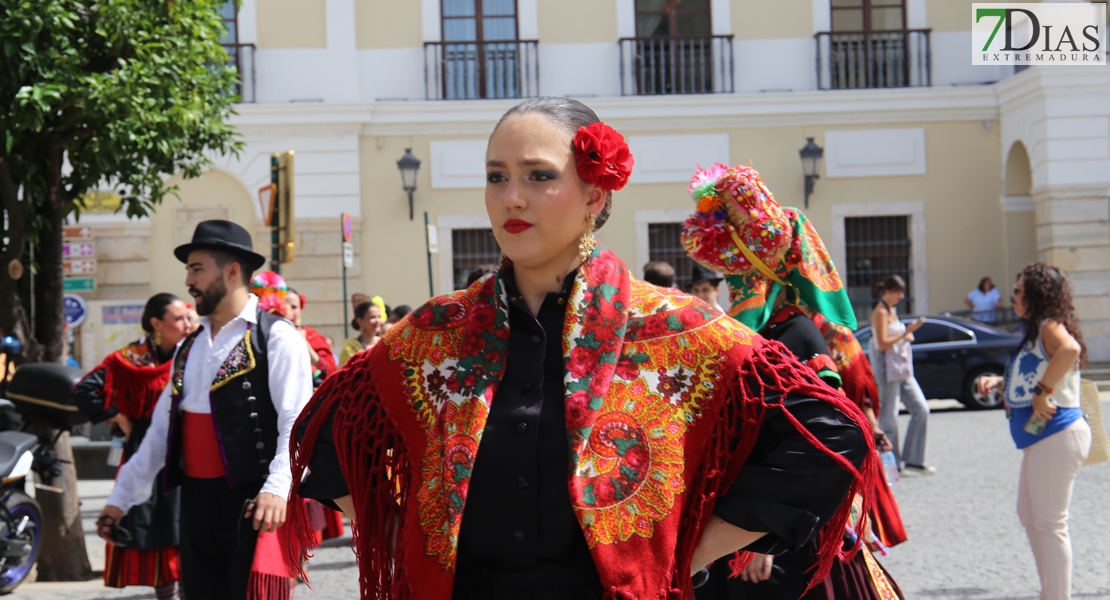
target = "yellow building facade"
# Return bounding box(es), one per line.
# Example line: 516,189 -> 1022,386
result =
68,0 -> 1110,363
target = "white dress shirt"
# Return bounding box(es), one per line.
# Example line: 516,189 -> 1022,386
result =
107,294 -> 312,512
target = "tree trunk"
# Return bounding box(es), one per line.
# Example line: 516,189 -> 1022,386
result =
0,159 -> 39,361
27,427 -> 92,581
31,162 -> 92,581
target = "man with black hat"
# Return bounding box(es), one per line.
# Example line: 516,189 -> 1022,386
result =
97,220 -> 312,600
689,263 -> 725,311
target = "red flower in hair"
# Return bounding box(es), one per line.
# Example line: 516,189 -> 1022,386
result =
573,122 -> 634,192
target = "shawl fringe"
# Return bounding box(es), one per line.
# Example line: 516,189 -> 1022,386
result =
720,339 -> 879,593
287,349 -> 413,599
97,350 -> 173,420
247,571 -> 291,600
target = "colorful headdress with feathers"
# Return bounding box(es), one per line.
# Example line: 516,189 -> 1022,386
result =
250,270 -> 292,320
681,163 -> 855,332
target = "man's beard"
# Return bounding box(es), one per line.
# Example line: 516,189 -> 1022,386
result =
191,279 -> 228,316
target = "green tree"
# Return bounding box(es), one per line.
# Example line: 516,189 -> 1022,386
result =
0,0 -> 241,580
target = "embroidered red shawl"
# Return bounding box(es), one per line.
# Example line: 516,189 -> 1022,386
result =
94,340 -> 172,420
288,248 -> 875,599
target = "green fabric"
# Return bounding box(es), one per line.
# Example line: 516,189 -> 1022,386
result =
724,211 -> 857,333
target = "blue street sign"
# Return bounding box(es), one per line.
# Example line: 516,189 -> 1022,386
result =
63,294 -> 88,328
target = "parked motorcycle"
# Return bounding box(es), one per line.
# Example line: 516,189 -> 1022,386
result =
0,336 -> 87,593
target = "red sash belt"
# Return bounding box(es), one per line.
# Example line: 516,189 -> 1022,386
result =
182,411 -> 226,478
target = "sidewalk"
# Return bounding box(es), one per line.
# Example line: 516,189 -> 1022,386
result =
13,479 -> 360,599
14,479 -> 114,598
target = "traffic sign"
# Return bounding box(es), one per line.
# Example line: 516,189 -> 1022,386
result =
63,259 -> 97,276
63,294 -> 88,328
63,277 -> 96,292
427,225 -> 439,254
342,242 -> 354,269
62,241 -> 95,258
342,213 -> 352,242
63,226 -> 93,239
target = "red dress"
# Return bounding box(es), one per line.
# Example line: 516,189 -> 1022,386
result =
73,340 -> 181,588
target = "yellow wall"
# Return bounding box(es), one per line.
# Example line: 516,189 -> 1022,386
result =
149,170 -> 262,298
356,0 -> 422,49
733,0 -> 814,39
256,0 -> 327,49
538,0 -> 617,43
929,0 -> 1010,32
354,119 -> 1005,318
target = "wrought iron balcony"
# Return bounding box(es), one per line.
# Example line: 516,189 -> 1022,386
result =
619,35 -> 734,96
815,29 -> 932,90
424,40 -> 539,100
222,43 -> 256,103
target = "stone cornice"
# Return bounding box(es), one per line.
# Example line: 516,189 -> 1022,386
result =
228,86 -> 1002,136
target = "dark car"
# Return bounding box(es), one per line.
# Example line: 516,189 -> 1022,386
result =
855,316 -> 1022,410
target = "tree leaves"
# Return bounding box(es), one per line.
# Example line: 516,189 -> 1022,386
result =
1,0 -> 242,228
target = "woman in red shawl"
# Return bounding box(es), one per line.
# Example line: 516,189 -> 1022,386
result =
287,288 -> 336,388
74,293 -> 192,600
288,97 -> 876,599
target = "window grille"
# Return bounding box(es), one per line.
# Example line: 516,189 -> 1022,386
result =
451,229 -> 501,290
647,223 -> 697,291
844,215 -> 912,324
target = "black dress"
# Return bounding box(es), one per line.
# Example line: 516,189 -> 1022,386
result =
299,273 -> 866,599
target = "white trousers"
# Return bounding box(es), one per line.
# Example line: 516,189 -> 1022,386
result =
1016,418 -> 1092,600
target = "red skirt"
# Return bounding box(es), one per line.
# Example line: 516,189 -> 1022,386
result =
104,543 -> 181,588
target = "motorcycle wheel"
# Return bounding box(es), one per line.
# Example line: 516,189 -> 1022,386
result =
0,491 -> 42,594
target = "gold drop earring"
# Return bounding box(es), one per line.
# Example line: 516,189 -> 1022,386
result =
578,213 -> 597,263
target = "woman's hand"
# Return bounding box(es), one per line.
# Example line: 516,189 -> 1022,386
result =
976,375 -> 1003,398
741,553 -> 774,583
1032,391 -> 1057,423
107,413 -> 133,441
690,516 -> 766,576
874,430 -> 893,453
906,317 -> 926,334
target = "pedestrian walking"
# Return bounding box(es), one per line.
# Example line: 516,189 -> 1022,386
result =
97,219 -> 313,600
978,263 -> 1091,600
287,96 -> 875,599
870,275 -> 935,474
75,293 -> 192,599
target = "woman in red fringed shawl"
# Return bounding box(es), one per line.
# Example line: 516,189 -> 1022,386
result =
73,293 -> 192,600
287,97 -> 876,600
682,164 -> 906,600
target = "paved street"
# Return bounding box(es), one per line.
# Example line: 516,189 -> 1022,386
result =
13,395 -> 1110,600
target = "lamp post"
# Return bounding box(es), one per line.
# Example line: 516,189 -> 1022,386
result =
397,148 -> 434,297
397,148 -> 421,221
799,137 -> 824,209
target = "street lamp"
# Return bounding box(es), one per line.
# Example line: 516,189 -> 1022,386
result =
397,148 -> 421,221
799,137 -> 824,209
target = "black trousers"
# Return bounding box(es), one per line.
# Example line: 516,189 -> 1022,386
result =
179,476 -> 264,600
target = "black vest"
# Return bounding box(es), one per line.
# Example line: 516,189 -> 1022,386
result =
163,310 -> 283,491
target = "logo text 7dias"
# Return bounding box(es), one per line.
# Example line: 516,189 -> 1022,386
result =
973,3 -> 1106,66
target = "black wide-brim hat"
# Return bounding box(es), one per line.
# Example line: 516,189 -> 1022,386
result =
174,219 -> 267,271
690,263 -> 723,286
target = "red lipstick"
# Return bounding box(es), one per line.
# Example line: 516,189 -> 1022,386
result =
503,218 -> 533,234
